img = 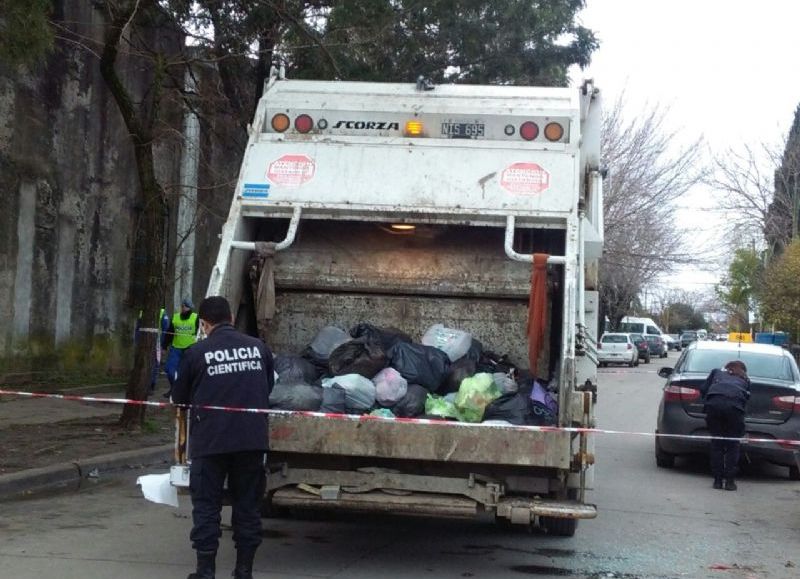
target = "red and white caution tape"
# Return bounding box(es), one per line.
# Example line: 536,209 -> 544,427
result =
0,388 -> 798,447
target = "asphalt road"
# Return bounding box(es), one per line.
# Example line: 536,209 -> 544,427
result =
1,352 -> 798,578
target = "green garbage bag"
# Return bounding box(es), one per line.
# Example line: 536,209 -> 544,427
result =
424,394 -> 460,419
369,408 -> 395,419
454,373 -> 502,422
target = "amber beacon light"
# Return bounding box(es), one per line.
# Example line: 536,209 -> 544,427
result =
404,120 -> 425,136
271,113 -> 290,132
544,122 -> 565,142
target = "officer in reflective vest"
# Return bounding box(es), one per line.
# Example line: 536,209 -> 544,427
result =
163,298 -> 199,397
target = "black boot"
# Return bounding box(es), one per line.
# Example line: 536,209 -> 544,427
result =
188,550 -> 216,579
713,477 -> 723,490
724,479 -> 737,491
233,546 -> 257,579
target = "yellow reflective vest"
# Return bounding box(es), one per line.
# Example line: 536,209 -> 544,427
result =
171,312 -> 198,349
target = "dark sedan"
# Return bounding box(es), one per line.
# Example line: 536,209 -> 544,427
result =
655,341 -> 800,480
628,333 -> 651,364
645,334 -> 668,358
679,331 -> 698,348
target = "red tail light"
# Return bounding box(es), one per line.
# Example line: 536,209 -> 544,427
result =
664,385 -> 700,402
520,121 -> 539,141
772,395 -> 800,411
627,343 -> 632,350
294,114 -> 314,133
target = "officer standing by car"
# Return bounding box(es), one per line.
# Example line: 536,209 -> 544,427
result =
700,360 -> 750,491
172,296 -> 274,579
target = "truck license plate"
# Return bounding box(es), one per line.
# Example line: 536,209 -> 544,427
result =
441,122 -> 485,138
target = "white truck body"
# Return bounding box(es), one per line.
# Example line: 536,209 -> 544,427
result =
179,75 -> 604,535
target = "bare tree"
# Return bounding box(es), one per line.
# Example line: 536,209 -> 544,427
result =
706,142 -> 785,248
600,95 -> 706,327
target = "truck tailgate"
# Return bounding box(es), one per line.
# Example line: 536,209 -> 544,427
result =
269,413 -> 571,469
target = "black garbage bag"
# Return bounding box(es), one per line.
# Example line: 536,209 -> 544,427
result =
464,338 -> 484,363
350,323 -> 412,351
386,342 -> 451,391
482,392 -> 531,425
269,382 -> 323,411
440,358 -> 477,394
301,326 -> 351,372
392,384 -> 428,417
528,400 -> 557,426
476,350 -> 517,374
328,338 -> 387,378
274,355 -> 320,384
319,383 -> 347,413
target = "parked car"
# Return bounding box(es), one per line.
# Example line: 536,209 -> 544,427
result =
645,334 -> 668,358
664,334 -> 681,351
655,341 -> 800,480
680,331 -> 698,349
629,333 -> 651,364
597,333 -> 638,367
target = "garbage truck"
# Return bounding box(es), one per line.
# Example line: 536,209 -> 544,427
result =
172,72 -> 604,536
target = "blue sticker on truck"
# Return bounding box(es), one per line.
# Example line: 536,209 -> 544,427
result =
241,183 -> 270,199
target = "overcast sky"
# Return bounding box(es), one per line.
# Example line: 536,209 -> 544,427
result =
569,0 -> 800,296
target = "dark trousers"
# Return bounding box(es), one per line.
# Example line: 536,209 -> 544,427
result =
705,403 -> 745,479
165,347 -> 184,388
189,451 -> 266,553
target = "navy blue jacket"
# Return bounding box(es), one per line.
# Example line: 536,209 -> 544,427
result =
700,368 -> 751,413
172,324 -> 274,458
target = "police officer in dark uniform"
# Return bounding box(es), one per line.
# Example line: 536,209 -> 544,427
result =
172,296 -> 274,579
700,360 -> 750,491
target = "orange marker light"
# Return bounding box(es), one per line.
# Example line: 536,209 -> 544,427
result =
544,122 -> 564,142
271,113 -> 290,132
404,120 -> 424,136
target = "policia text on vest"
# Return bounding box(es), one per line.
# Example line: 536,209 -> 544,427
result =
204,347 -> 264,376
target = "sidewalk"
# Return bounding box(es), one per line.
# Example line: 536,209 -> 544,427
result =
0,380 -> 174,500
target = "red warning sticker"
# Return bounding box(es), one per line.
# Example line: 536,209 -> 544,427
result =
500,162 -> 550,194
267,154 -> 316,187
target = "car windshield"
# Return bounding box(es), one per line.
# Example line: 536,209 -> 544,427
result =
681,332 -> 697,339
645,336 -> 660,342
681,349 -> 796,381
602,335 -> 627,343
629,333 -> 643,341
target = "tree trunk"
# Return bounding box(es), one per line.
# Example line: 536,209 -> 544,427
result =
119,140 -> 168,428
98,1 -> 169,429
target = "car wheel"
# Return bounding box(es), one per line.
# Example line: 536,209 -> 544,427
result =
789,465 -> 800,481
628,360 -> 635,368
655,437 -> 675,468
540,516 -> 578,537
644,353 -> 651,364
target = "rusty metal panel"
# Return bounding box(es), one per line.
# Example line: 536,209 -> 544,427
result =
267,292 -> 530,366
269,414 -> 571,469
273,222 -> 538,298
272,487 -> 479,518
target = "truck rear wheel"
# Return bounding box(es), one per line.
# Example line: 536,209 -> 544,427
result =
540,516 -> 578,537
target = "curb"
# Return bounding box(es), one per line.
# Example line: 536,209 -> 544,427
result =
0,444 -> 173,501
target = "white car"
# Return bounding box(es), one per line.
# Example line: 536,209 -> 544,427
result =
597,332 -> 639,367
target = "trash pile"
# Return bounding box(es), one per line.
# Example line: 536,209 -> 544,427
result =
269,323 -> 558,426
